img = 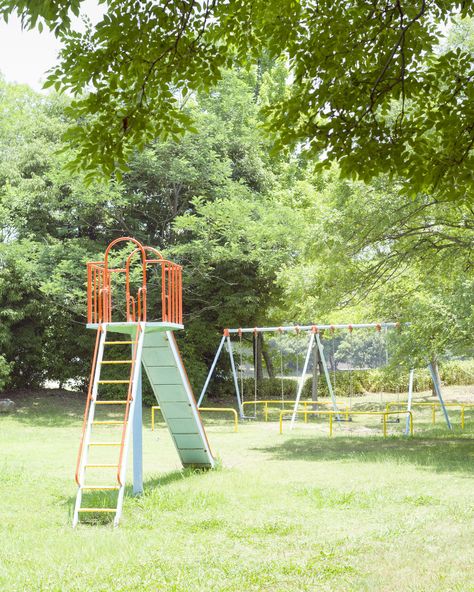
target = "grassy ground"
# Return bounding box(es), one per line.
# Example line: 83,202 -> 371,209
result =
1,387 -> 473,591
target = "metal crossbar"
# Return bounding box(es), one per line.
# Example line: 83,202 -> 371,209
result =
281,410 -> 414,437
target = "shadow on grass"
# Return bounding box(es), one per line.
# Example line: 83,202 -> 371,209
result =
2,389 -> 87,427
3,389 -> 163,430
65,467 -> 199,526
254,435 -> 474,475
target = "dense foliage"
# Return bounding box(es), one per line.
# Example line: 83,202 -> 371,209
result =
1,1 -> 474,202
0,64 -> 472,394
1,11 -> 473,393
0,69 -> 305,389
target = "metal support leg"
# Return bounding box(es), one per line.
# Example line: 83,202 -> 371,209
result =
428,362 -> 452,431
133,364 -> 143,495
290,332 -> 315,429
405,368 -> 414,436
197,335 -> 226,407
315,333 -> 341,421
227,336 -> 244,418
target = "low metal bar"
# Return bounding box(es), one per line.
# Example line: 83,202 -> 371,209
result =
281,410 -> 414,437
151,405 -> 238,432
388,400 -> 474,429
198,407 -> 238,433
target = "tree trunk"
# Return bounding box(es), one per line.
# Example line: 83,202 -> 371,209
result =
430,356 -> 441,397
311,343 -> 324,408
262,335 -> 275,378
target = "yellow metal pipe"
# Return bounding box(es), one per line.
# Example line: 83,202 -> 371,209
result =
243,399 -> 346,422
151,405 -> 238,432
242,399 -> 345,408
386,401 -> 474,428
198,407 -> 239,433
281,410 -> 414,438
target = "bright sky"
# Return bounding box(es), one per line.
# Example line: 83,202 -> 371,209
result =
0,1 -> 104,91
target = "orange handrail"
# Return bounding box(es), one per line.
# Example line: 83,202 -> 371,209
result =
87,238 -> 183,325
75,324 -> 103,485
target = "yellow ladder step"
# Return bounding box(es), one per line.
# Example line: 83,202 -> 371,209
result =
85,464 -> 118,468
98,380 -> 130,384
82,485 -> 120,490
78,508 -> 117,513
101,360 -> 133,365
95,400 -> 127,405
92,421 -> 125,425
104,341 -> 136,345
89,442 -> 121,447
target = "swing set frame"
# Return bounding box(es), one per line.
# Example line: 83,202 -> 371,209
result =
198,323 -> 453,431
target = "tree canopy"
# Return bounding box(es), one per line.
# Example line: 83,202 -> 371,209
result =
1,1 -> 474,200
0,8 -> 473,393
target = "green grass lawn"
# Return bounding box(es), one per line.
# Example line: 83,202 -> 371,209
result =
1,388 -> 473,591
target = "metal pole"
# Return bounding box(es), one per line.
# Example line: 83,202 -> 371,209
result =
227,336 -> 244,418
315,333 -> 341,420
428,362 -> 452,430
226,322 -> 403,334
197,335 -> 226,407
405,368 -> 414,436
133,357 -> 143,495
290,332 -> 315,429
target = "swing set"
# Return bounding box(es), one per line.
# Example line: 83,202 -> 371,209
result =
198,322 -> 453,432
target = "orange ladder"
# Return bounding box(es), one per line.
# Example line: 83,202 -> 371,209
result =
73,323 -> 145,527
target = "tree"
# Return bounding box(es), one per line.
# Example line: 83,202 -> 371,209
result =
276,169 -> 474,371
0,69 -> 299,389
2,1 -> 473,199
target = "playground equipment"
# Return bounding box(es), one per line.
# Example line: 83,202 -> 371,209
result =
152,405 -> 239,432
199,323 -> 452,432
279,409 -> 414,437
73,238 -> 215,527
386,401 -> 474,429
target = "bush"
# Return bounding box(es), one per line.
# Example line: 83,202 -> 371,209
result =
0,355 -> 11,391
98,358 -> 474,407
203,359 -> 474,402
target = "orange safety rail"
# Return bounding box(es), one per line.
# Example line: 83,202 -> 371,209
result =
87,237 -> 183,325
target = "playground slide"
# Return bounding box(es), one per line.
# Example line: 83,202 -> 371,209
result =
142,330 -> 215,468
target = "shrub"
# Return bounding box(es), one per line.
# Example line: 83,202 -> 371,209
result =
202,359 -> 474,403
0,355 -> 11,391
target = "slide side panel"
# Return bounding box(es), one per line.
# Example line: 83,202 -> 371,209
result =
142,331 -> 215,468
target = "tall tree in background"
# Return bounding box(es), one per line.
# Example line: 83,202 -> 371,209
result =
0,68 -> 302,388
